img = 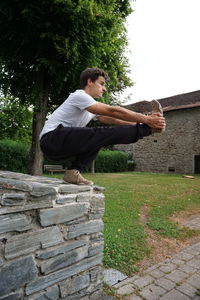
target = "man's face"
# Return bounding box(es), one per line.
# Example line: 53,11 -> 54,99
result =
87,76 -> 107,98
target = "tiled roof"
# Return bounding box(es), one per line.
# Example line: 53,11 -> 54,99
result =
125,90 -> 200,113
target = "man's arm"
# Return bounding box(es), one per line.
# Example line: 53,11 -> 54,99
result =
87,102 -> 166,129
97,115 -> 137,125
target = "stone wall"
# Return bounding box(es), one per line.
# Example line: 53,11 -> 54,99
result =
0,171 -> 105,300
115,107 -> 200,174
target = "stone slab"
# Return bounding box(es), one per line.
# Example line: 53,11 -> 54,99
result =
0,200 -> 53,215
5,226 -> 63,259
58,185 -> 91,194
28,285 -> 59,300
0,255 -> 37,296
40,246 -> 88,275
0,214 -> 32,233
160,289 -> 191,300
103,268 -> 128,286
1,192 -> 26,206
36,240 -> 87,259
26,254 -> 103,295
67,220 -> 104,239
59,274 -> 90,297
39,203 -> 88,226
139,284 -> 166,300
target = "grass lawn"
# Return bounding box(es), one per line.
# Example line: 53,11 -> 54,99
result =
48,172 -> 200,275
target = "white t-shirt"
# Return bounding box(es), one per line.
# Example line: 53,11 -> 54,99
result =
40,90 -> 97,139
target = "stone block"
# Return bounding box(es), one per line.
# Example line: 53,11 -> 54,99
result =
29,182 -> 57,198
89,241 -> 104,257
155,277 -> 176,291
67,220 -> 104,239
40,246 -> 88,274
90,194 -> 105,210
39,203 -> 88,226
133,275 -> 154,288
0,214 -> 32,233
26,254 -> 103,295
116,284 -> 135,295
165,269 -> 188,284
139,284 -> 166,300
5,226 -> 63,259
0,293 -> 20,300
58,185 -> 91,194
36,240 -> 87,259
0,200 -> 53,215
76,192 -> 92,202
0,255 -> 37,296
89,211 -> 105,220
28,285 -> 59,300
90,290 -> 108,300
0,177 -> 32,193
60,274 -> 90,297
160,289 -> 190,300
1,193 -> 27,206
56,194 -> 77,204
61,289 -> 88,300
90,266 -> 103,282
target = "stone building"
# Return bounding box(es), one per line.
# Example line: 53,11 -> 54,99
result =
116,90 -> 200,174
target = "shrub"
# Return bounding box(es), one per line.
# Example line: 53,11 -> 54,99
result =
0,140 -> 135,174
0,139 -> 29,173
95,150 -> 132,173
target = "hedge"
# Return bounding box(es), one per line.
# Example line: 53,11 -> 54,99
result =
0,139 -> 135,173
95,149 -> 133,172
0,139 -> 29,173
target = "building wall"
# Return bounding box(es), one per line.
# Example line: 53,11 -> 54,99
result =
116,107 -> 200,174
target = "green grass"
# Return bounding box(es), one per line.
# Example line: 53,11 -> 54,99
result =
47,172 -> 200,275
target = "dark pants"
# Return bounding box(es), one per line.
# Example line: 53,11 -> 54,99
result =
40,124 -> 151,171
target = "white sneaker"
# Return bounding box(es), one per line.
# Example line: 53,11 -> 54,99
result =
64,169 -> 93,185
151,99 -> 163,115
151,99 -> 165,133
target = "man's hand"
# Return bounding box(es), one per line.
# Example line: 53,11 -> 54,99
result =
145,113 -> 166,129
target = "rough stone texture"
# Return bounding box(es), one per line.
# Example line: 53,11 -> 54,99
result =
115,106 -> 200,174
59,274 -> 90,297
0,255 -> 38,296
0,213 -> 32,233
67,220 -> 104,239
36,240 -> 87,259
5,226 -> 63,259
28,285 -> 59,300
0,171 -> 105,299
26,255 -> 103,295
40,245 -> 89,274
39,203 -> 88,226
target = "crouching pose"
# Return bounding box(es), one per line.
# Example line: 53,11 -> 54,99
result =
40,68 -> 166,185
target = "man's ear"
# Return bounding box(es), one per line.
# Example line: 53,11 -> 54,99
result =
87,78 -> 93,86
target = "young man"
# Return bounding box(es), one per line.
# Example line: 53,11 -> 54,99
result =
40,68 -> 166,185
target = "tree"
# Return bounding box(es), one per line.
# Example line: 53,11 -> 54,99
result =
0,0 -> 133,175
0,96 -> 32,142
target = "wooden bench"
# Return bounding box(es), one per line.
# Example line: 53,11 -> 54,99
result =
43,164 -> 66,175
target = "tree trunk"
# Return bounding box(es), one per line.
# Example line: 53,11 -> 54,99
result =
29,71 -> 49,175
91,160 -> 95,174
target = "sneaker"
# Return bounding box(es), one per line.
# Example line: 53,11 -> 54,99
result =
150,99 -> 165,133
151,99 -> 163,115
63,169 -> 94,185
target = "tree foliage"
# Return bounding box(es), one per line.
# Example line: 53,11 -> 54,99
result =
0,97 -> 32,142
0,0 -> 133,174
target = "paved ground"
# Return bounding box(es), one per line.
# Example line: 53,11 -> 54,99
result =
104,216 -> 200,300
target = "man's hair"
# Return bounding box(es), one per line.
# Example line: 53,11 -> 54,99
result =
80,67 -> 109,88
